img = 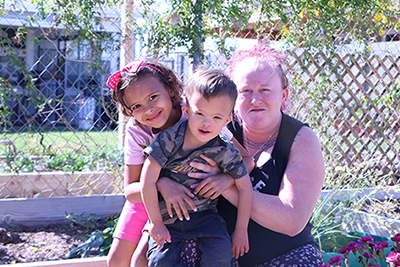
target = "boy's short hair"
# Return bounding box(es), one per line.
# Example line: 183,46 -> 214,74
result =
185,68 -> 237,111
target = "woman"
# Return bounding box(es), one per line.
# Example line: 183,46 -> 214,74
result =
159,43 -> 325,267
219,43 -> 325,266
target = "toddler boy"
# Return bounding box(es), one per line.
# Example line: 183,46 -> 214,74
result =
141,68 -> 253,267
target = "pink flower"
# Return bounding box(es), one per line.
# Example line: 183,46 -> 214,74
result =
358,235 -> 374,244
338,247 -> 350,255
373,241 -> 389,251
392,233 -> 400,243
386,252 -> 400,263
363,252 -> 374,259
368,263 -> 378,267
317,265 -> 333,267
347,241 -> 363,252
328,255 -> 343,265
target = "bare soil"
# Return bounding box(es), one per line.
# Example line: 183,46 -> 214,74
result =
0,219 -> 108,264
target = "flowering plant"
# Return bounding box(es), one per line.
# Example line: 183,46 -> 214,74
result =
319,233 -> 400,267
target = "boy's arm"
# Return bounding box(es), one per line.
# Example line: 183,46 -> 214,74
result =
140,156 -> 171,249
231,174 -> 253,258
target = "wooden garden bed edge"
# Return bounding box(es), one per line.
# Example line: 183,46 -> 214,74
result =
0,194 -> 125,228
9,256 -> 107,267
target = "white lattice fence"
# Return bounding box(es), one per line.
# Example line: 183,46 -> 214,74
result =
286,47 -> 400,183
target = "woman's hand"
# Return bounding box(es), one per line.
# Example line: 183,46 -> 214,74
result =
188,155 -> 235,200
156,177 -> 197,221
187,154 -> 221,178
191,173 -> 235,199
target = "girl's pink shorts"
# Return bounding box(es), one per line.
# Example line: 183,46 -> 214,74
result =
113,201 -> 148,243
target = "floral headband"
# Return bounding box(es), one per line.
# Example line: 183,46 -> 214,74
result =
106,61 -> 165,90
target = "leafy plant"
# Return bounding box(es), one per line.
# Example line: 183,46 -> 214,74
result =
1,156 -> 37,173
311,188 -> 372,252
44,153 -> 89,173
310,161 -> 389,253
66,214 -> 119,258
0,149 -> 124,174
66,212 -> 100,230
323,158 -> 393,190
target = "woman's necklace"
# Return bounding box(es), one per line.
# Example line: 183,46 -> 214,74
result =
244,124 -> 279,162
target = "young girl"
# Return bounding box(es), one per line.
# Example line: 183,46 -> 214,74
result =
107,60 -> 252,267
107,59 -> 186,267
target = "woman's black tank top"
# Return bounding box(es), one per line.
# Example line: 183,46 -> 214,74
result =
218,112 -> 316,267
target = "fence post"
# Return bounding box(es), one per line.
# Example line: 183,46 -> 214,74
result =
192,0 -> 203,72
118,0 -> 135,149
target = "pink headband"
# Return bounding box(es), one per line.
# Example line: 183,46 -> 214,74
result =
107,61 -> 165,90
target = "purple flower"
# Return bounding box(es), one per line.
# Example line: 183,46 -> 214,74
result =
358,235 -> 374,244
338,247 -> 350,255
386,252 -> 400,263
392,234 -> 400,243
328,255 -> 343,265
317,265 -> 333,267
363,252 -> 374,259
372,241 -> 389,251
368,263 -> 378,267
347,241 -> 363,252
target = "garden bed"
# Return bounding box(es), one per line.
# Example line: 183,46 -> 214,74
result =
339,207 -> 400,237
361,198 -> 400,219
0,221 -> 108,265
0,195 -> 124,265
320,186 -> 400,237
0,195 -> 125,228
0,171 -> 117,198
12,257 -> 107,267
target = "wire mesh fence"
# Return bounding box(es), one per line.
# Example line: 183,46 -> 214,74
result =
0,1 -> 399,198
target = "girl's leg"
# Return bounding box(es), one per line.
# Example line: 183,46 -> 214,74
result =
110,201 -> 148,266
107,237 -> 137,267
131,232 -> 149,267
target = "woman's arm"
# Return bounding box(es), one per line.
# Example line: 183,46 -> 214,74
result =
222,127 -> 325,236
156,136 -> 252,221
124,164 -> 144,203
156,155 -> 233,219
188,137 -> 252,198
188,155 -> 235,199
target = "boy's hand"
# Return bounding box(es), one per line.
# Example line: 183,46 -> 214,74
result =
149,223 -> 171,250
231,230 -> 249,259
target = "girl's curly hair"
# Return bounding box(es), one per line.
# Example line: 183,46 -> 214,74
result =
110,58 -> 183,117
